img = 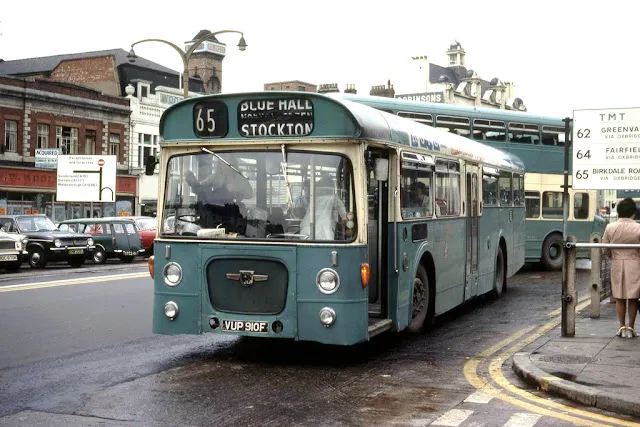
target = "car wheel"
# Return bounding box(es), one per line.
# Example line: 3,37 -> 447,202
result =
28,247 -> 46,269
92,248 -> 107,264
68,257 -> 85,268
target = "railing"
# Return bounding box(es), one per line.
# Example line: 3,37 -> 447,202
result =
563,234 -> 630,336
139,105 -> 162,118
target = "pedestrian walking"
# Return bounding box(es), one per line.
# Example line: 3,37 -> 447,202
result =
602,197 -> 640,338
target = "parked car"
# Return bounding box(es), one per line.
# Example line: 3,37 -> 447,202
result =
117,216 -> 156,255
58,217 -> 145,264
0,215 -> 94,268
0,230 -> 28,271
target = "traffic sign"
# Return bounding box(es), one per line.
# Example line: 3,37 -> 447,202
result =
572,107 -> 640,190
98,159 -> 105,167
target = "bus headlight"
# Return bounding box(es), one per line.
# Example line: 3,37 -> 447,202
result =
319,307 -> 336,327
163,262 -> 183,286
316,268 -> 340,294
54,239 -> 62,247
164,301 -> 179,320
87,238 -> 94,247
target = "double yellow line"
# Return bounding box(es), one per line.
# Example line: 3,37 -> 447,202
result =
463,298 -> 638,426
0,272 -> 150,293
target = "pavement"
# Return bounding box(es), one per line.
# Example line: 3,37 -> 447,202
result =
512,299 -> 640,419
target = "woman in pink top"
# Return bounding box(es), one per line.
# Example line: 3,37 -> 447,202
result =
602,198 -> 640,338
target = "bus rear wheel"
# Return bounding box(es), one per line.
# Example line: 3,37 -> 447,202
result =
542,233 -> 563,271
491,245 -> 506,299
408,265 -> 432,333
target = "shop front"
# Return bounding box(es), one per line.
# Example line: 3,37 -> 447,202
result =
0,167 -> 138,221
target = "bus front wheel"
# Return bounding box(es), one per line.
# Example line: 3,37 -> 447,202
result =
491,245 -> 506,299
542,233 -> 563,271
408,265 -> 432,333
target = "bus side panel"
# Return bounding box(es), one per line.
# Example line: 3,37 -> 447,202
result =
430,218 -> 466,316
477,207 -> 500,295
512,208 -> 526,274
499,207 -> 515,277
296,245 -> 369,345
153,241 -> 203,335
524,219 -> 548,263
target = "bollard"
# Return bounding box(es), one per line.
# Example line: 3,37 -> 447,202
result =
562,235 -> 577,337
590,233 -> 602,318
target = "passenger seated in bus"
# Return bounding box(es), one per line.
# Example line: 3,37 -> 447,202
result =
411,182 -> 430,208
299,175 -> 347,240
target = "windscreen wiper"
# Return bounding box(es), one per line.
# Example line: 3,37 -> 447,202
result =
201,147 -> 245,178
280,144 -> 294,208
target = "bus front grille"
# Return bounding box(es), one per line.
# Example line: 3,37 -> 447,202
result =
206,258 -> 288,315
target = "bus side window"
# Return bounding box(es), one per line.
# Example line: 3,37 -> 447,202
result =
482,173 -> 499,206
525,191 -> 541,218
499,171 -> 513,205
574,193 -> 589,219
435,160 -> 461,216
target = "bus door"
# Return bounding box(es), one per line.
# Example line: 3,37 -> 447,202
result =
366,149 -> 389,317
465,164 -> 479,300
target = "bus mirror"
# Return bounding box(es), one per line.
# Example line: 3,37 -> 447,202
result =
374,158 -> 388,181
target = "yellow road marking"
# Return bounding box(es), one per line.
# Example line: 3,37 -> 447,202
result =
0,272 -> 150,293
464,299 -> 637,426
547,296 -> 591,317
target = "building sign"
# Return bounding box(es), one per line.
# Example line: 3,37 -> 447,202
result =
56,155 -> 117,202
159,93 -> 183,106
0,167 -> 57,188
35,148 -> 60,169
238,98 -> 314,137
572,107 -> 640,190
186,40 -> 226,57
395,92 -> 444,103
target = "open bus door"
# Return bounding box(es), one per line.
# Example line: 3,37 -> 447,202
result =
465,164 -> 479,300
366,149 -> 389,320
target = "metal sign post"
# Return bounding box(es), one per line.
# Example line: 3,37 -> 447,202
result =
561,117 -> 573,337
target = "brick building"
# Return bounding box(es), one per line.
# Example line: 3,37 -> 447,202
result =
0,75 -> 134,219
264,80 -> 317,92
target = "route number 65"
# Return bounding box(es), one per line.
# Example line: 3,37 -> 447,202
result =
192,102 -> 228,138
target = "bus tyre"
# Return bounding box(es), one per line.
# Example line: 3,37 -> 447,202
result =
491,246 -> 506,299
28,247 -> 46,269
542,233 -> 563,271
408,265 -> 432,333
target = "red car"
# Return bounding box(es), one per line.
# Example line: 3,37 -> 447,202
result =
120,216 -> 156,255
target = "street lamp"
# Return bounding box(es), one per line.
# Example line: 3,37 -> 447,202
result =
127,30 -> 247,99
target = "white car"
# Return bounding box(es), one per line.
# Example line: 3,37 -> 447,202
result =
0,231 -> 28,272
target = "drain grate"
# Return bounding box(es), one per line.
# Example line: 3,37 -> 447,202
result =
541,355 -> 597,364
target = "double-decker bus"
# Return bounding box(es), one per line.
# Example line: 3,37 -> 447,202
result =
333,94 -> 606,270
149,91 -> 525,345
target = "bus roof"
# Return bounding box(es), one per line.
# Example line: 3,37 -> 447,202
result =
329,93 -> 566,126
159,91 -> 524,172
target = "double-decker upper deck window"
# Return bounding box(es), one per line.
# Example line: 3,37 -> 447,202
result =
401,152 -> 434,219
435,159 -> 461,216
542,126 -> 566,146
525,191 -> 540,218
508,123 -> 540,144
398,112 -> 433,126
482,167 -> 499,206
473,119 -> 507,142
436,116 -> 470,137
162,151 -> 357,242
499,171 -> 513,205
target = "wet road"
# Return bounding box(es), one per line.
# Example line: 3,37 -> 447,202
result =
0,261 -> 633,426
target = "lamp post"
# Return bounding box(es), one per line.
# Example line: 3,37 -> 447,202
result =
127,30 -> 247,99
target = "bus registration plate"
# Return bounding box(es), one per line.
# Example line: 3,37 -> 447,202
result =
222,320 -> 268,333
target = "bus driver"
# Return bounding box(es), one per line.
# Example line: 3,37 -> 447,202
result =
299,175 -> 347,240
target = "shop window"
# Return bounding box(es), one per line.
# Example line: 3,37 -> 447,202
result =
525,191 -> 540,218
4,120 -> 18,152
542,191 -> 563,219
138,133 -> 159,167
37,124 -> 49,149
